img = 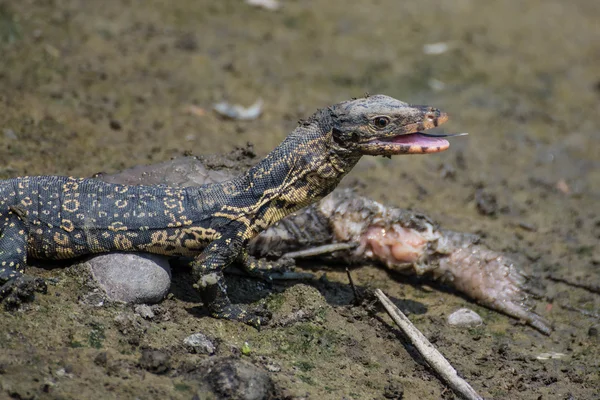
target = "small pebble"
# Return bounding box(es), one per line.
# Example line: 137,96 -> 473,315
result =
423,42 -> 449,55
205,358 -> 272,400
518,221 -> 537,232
3,128 -> 17,140
55,368 -> 71,378
183,333 -> 216,355
428,78 -> 446,91
109,120 -> 122,130
213,99 -> 263,120
447,308 -> 483,327
174,33 -> 198,51
134,304 -> 155,320
139,349 -> 170,374
475,189 -> 498,216
263,361 -> 281,372
536,352 -> 566,360
241,342 -> 251,356
94,352 -> 108,367
245,0 -> 280,11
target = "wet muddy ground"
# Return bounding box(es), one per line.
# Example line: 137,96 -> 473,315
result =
1,0 -> 599,399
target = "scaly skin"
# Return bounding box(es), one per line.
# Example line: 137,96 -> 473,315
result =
0,95 -> 450,326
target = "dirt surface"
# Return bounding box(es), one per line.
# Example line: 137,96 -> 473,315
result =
1,0 -> 599,399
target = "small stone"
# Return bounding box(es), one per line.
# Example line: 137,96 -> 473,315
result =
588,325 -> 598,337
134,304 -> 155,320
109,120 -> 122,130
475,189 -> 498,216
518,221 -> 537,232
79,290 -> 105,307
94,352 -> 108,367
447,308 -> 483,327
89,253 -> 171,304
383,381 -> 404,399
174,33 -> 198,51
263,361 -> 281,372
206,358 -> 272,400
139,349 -> 170,374
241,342 -> 251,356
183,333 -> 216,355
423,42 -> 449,55
245,0 -> 280,11
113,312 -> 147,346
3,129 -> 17,140
439,162 -> 456,179
536,352 -> 566,360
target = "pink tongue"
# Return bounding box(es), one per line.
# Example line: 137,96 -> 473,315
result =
392,133 -> 449,147
385,132 -> 450,154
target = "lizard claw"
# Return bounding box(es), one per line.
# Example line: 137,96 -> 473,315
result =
0,275 -> 47,310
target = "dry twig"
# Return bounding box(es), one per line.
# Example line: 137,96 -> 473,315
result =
282,242 -> 357,259
374,289 -> 483,400
346,268 -> 361,304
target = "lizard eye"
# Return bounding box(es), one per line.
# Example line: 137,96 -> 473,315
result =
373,116 -> 390,129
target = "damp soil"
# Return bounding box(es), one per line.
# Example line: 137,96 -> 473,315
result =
1,1 -> 599,399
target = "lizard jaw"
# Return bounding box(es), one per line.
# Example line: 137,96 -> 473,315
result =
357,132 -> 451,155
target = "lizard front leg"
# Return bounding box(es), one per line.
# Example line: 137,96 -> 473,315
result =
0,209 -> 47,308
191,235 -> 268,327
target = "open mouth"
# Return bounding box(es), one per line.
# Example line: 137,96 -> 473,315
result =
380,132 -> 467,154
360,132 -> 467,155
355,109 -> 467,155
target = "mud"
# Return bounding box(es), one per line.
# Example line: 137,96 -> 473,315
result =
0,0 -> 599,399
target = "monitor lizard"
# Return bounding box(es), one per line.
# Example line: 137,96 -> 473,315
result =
100,155 -> 550,334
0,94 -> 452,326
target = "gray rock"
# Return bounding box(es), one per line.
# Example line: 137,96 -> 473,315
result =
184,333 -> 216,355
206,358 -> 272,400
447,308 -> 483,327
139,349 -> 171,374
88,253 -> 171,304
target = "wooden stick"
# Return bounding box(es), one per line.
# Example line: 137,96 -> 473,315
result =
374,289 -> 483,400
282,242 -> 357,259
346,268 -> 361,304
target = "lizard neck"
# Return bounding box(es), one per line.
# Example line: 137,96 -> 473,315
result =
210,110 -> 361,236
242,120 -> 360,203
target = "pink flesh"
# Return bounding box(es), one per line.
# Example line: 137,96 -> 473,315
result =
364,226 -> 429,264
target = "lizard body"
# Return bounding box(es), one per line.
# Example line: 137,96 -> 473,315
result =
98,155 -> 550,334
0,95 -> 450,325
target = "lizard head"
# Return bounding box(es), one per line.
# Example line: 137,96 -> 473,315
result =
329,94 -> 451,155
